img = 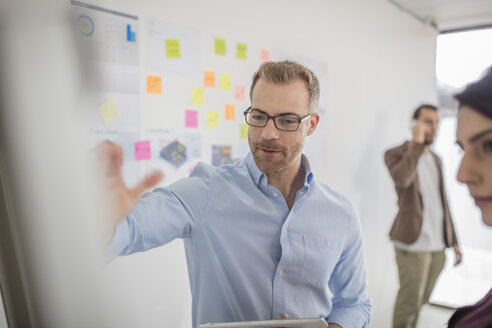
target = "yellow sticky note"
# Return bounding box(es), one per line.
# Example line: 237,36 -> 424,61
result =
207,111 -> 219,128
241,123 -> 248,139
215,38 -> 226,55
98,98 -> 121,125
192,87 -> 204,106
165,39 -> 181,58
237,43 -> 247,60
225,104 -> 235,120
220,74 -> 231,90
204,71 -> 216,88
146,75 -> 162,94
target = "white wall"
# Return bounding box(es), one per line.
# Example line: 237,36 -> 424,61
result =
90,1 -> 439,327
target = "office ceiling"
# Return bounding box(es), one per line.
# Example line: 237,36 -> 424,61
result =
387,0 -> 492,33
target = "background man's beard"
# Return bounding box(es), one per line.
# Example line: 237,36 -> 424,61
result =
424,139 -> 434,145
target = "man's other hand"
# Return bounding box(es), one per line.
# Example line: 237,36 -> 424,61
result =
96,141 -> 164,241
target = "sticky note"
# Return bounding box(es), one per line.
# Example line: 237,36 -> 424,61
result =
207,111 -> 219,128
98,98 -> 121,125
185,110 -> 198,128
220,74 -> 231,90
135,140 -> 151,160
235,85 -> 245,101
260,49 -> 270,63
237,43 -> 247,60
241,124 -> 248,139
146,75 -> 162,94
204,71 -> 215,88
192,87 -> 204,105
165,39 -> 181,58
225,104 -> 235,120
215,38 -> 226,55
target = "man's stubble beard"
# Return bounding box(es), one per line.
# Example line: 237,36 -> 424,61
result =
248,138 -> 304,175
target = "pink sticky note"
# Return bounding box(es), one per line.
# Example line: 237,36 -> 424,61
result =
260,49 -> 270,63
235,85 -> 245,101
135,140 -> 151,161
185,109 -> 198,128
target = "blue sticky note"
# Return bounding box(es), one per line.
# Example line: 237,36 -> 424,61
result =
126,24 -> 136,42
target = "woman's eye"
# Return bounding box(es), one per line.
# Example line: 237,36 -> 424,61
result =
482,140 -> 492,153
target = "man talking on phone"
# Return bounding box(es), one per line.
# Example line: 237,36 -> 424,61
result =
384,104 -> 462,328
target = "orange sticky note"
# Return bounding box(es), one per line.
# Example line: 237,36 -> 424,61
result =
147,75 -> 162,94
241,124 -> 248,139
225,104 -> 235,120
204,71 -> 215,88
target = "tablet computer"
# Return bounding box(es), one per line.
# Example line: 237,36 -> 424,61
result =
198,317 -> 328,328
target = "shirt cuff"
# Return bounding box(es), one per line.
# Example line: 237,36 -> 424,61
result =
104,219 -> 130,264
327,306 -> 369,328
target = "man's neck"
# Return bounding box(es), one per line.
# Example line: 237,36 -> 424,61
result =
266,159 -> 305,210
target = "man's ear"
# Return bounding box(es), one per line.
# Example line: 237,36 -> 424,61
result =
306,113 -> 320,136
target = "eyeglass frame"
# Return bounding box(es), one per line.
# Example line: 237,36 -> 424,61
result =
243,107 -> 314,132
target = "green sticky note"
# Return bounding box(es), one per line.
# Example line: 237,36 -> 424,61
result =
220,74 -> 231,90
241,124 -> 248,139
166,39 -> 181,58
237,43 -> 247,60
192,87 -> 204,105
207,111 -> 219,128
98,98 -> 121,125
215,38 -> 226,55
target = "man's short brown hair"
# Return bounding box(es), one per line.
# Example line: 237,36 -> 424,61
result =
250,60 -> 320,113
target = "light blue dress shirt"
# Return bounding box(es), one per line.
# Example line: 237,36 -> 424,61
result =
107,152 -> 371,328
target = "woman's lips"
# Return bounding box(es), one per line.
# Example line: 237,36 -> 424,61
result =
473,196 -> 492,207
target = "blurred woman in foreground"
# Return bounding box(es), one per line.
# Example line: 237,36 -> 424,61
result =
448,66 -> 492,327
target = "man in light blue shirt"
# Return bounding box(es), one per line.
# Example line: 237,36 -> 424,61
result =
103,61 -> 371,328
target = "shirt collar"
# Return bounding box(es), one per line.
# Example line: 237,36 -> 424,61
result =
245,152 -> 314,187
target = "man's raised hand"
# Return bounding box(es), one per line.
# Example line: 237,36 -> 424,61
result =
96,141 -> 164,239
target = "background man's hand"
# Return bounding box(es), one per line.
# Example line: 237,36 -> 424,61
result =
412,120 -> 426,144
453,244 -> 463,266
96,141 -> 164,241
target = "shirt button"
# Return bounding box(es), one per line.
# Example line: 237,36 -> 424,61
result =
283,229 -> 287,234
279,270 -> 284,275
273,192 -> 278,197
255,180 -> 259,184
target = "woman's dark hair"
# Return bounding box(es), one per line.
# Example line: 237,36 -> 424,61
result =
454,66 -> 492,119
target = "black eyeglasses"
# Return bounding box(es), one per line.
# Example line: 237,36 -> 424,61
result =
243,107 -> 313,132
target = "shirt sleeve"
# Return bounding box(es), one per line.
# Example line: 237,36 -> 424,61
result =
326,205 -> 371,328
105,163 -> 216,262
